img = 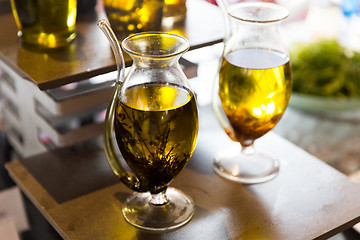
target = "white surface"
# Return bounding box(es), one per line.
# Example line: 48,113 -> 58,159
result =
0,186 -> 29,233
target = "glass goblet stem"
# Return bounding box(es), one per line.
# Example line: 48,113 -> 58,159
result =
241,144 -> 255,155
213,141 -> 280,184
150,189 -> 169,205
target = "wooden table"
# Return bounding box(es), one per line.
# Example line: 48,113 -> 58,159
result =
0,0 -> 223,90
6,104 -> 360,240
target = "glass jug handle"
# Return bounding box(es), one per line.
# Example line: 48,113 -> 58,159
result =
212,74 -> 237,142
103,82 -> 143,191
215,0 -> 231,43
98,19 -> 143,192
211,0 -> 236,141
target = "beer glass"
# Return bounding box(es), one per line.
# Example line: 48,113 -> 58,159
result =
213,2 -> 292,184
98,20 -> 198,231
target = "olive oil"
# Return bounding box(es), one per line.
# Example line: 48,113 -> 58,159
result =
164,0 -> 187,24
104,0 -> 163,37
219,49 -> 292,146
114,83 -> 198,193
10,0 -> 77,48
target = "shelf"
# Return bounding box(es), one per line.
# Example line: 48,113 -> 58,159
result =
0,0 -> 223,90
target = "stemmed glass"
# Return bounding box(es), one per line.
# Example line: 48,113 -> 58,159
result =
99,20 -> 199,231
212,2 -> 292,184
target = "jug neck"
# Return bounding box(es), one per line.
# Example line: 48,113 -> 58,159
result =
223,2 -> 289,55
129,54 -> 182,68
122,32 -> 190,68
232,19 -> 282,36
221,2 -> 288,41
230,20 -> 285,49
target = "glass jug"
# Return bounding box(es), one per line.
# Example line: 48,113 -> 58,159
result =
212,2 -> 292,184
98,20 -> 198,231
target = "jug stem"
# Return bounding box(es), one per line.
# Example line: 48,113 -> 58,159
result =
97,19 -> 125,83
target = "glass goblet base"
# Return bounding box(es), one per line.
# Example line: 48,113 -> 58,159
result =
122,187 -> 194,231
213,147 -> 279,184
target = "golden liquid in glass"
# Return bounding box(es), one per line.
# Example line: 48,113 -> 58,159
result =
104,0 -> 163,37
164,0 -> 187,24
114,83 -> 198,193
219,49 -> 292,146
10,0 -> 77,48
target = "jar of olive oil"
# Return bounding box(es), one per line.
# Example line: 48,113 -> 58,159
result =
10,0 -> 77,49
163,0 -> 187,26
104,0 -> 164,39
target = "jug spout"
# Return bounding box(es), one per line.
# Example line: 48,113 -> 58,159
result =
97,19 -> 125,83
